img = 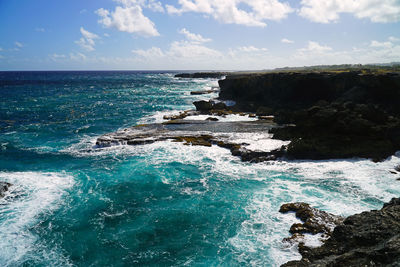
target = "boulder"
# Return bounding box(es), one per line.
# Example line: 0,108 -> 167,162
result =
0,182 -> 12,198
213,102 -> 227,110
193,100 -> 213,112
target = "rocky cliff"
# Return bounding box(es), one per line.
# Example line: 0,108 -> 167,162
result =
218,71 -> 400,161
282,198 -> 400,266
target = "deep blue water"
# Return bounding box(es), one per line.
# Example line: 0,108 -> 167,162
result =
0,71 -> 399,266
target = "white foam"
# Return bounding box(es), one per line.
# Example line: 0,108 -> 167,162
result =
66,120 -> 400,266
182,114 -> 258,122
226,154 -> 400,265
0,172 -> 74,266
215,132 -> 290,152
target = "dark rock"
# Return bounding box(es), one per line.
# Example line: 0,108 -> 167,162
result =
193,100 -> 213,112
0,182 -> 12,198
280,202 -> 344,236
213,102 -> 227,110
258,115 -> 274,121
190,90 -> 215,95
281,198 -> 400,266
163,110 -> 199,120
218,71 -> 400,161
206,117 -> 219,121
256,106 -> 274,116
395,165 -> 400,172
96,119 -> 280,162
172,135 -> 213,147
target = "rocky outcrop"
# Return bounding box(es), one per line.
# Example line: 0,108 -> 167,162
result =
280,202 -> 344,237
281,198 -> 400,267
218,71 -> 400,160
271,102 -> 400,161
193,100 -> 227,113
175,72 -> 230,79
96,120 -> 283,163
219,72 -> 400,113
0,182 -> 12,198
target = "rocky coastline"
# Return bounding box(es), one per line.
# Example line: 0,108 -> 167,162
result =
280,198 -> 400,266
96,68 -> 400,266
218,70 -> 400,161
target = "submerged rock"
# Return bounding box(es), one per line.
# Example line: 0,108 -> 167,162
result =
0,181 -> 12,198
281,198 -> 400,266
206,117 -> 219,121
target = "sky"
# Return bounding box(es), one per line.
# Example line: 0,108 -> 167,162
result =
0,0 -> 400,70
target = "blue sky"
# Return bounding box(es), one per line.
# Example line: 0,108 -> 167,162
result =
1,0 -> 400,70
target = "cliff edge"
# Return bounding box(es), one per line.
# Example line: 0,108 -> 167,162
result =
218,71 -> 400,161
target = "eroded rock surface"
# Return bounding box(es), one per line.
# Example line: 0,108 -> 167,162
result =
218,71 -> 400,161
282,198 -> 400,267
96,120 -> 285,162
280,202 -> 344,237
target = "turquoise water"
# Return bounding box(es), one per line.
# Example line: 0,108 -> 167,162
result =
0,71 -> 399,266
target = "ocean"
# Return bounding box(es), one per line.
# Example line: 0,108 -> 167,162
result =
0,71 -> 399,266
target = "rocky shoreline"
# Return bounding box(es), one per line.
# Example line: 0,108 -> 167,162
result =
280,198 -> 400,266
96,69 -> 400,266
218,70 -> 400,161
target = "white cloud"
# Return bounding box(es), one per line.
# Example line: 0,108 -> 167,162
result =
15,42 -> 23,48
179,28 -> 211,43
299,0 -> 400,23
132,46 -> 165,57
289,38 -> 400,67
35,28 -> 45,32
131,38 -> 222,68
116,0 -> 165,12
168,40 -> 222,59
237,46 -> 268,52
49,53 -> 66,61
96,0 -> 160,37
166,0 -> 293,27
389,36 -> 400,42
104,33 -> 110,37
36,36 -> 400,70
75,27 -> 100,52
370,40 -> 393,49
298,41 -> 332,53
0,47 -> 3,52
70,52 -> 87,61
281,38 -> 294,44
145,0 -> 164,12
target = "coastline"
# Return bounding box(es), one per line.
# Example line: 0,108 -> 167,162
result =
1,70 -> 399,265
159,70 -> 400,265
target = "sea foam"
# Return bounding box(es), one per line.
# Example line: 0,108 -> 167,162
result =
0,172 -> 74,266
